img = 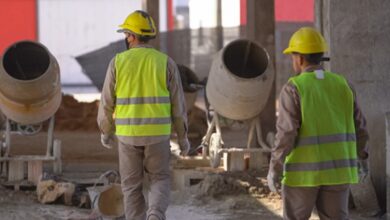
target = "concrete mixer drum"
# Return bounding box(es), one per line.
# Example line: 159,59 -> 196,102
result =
0,41 -> 63,184
200,39 -> 275,170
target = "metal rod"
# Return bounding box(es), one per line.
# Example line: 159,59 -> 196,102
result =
215,113 -> 222,135
0,156 -> 55,162
255,117 -> 272,151
4,119 -> 11,158
246,117 -> 257,149
218,147 -> 267,153
200,115 -> 216,158
46,117 -> 55,157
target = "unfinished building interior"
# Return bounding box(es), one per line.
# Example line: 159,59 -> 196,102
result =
0,0 -> 388,219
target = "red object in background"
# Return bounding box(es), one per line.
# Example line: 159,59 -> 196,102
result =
275,0 -> 314,22
240,0 -> 314,25
0,0 -> 37,54
167,0 -> 174,31
240,0 -> 247,25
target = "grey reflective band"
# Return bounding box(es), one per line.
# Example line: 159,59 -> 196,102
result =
285,159 -> 357,172
116,134 -> 170,139
296,133 -> 356,147
116,97 -> 170,105
116,117 -> 171,125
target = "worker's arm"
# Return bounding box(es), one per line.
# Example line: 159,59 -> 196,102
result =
270,82 -> 301,175
97,57 -> 116,136
167,58 -> 189,148
349,83 -> 369,159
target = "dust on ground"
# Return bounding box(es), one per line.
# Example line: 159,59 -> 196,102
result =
0,170 -> 381,220
0,96 -> 382,220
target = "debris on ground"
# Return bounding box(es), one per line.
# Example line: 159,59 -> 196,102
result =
194,171 -> 277,199
37,179 -> 75,205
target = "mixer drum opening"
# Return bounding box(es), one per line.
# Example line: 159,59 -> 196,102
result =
3,41 -> 50,81
223,40 -> 269,79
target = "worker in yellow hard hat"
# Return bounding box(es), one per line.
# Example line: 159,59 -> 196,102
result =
97,10 -> 190,220
267,27 -> 369,219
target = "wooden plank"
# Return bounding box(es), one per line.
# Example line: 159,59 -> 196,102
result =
173,156 -> 210,169
223,152 -> 245,171
8,161 -> 24,182
27,161 -> 43,185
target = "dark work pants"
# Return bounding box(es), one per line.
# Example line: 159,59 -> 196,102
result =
282,184 -> 350,220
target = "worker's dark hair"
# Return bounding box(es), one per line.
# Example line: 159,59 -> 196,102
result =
129,32 -> 154,43
293,52 -> 324,65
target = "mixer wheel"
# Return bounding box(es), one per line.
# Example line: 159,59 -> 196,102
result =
209,133 -> 222,168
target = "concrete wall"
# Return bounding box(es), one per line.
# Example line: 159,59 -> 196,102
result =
316,0 -> 390,211
386,113 -> 390,217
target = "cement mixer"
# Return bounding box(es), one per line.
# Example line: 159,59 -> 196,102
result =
200,39 -> 274,169
0,41 -> 62,184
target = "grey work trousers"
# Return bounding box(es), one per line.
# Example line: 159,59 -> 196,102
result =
282,184 -> 350,220
118,140 -> 171,220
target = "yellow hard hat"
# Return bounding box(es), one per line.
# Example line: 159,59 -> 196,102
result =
283,27 -> 328,54
118,10 -> 157,38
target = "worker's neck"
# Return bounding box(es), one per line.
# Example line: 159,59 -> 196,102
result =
129,40 -> 148,49
300,63 -> 322,73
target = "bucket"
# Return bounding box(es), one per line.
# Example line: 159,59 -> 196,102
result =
87,170 -> 124,219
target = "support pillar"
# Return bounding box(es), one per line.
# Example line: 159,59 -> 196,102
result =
246,0 -> 276,145
216,0 -> 223,50
316,0 -> 390,212
143,0 -> 160,50
386,112 -> 390,217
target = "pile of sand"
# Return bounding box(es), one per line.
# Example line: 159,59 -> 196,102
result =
194,171 -> 273,199
54,95 -> 99,132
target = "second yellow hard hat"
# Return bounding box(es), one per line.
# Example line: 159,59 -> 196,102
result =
283,27 -> 328,54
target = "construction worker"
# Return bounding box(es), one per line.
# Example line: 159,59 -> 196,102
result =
97,10 -> 190,220
267,27 -> 369,219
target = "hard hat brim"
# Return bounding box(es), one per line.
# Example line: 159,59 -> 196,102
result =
117,29 -> 128,33
283,47 -> 293,54
117,24 -> 131,33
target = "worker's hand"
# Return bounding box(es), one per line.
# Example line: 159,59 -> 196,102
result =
267,170 -> 281,193
357,159 -> 369,182
101,134 -> 116,149
178,138 -> 190,156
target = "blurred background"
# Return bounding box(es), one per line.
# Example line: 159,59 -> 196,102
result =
0,0 -> 313,99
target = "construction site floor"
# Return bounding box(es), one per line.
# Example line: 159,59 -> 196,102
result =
0,131 -> 380,220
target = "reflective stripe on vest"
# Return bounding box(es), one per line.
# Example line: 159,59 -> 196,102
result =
114,48 -> 171,137
296,133 -> 356,147
283,71 -> 358,187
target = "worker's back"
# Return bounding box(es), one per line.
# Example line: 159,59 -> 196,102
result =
283,70 -> 359,187
114,47 -> 172,138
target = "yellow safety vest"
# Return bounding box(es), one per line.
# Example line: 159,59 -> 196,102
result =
114,47 -> 171,138
283,70 -> 358,186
